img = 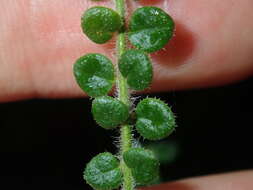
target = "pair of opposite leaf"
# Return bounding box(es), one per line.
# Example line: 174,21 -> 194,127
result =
84,148 -> 159,190
74,50 -> 152,97
91,96 -> 176,140
82,6 -> 174,53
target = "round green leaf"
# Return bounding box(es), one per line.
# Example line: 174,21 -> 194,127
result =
84,152 -> 122,190
119,50 -> 153,90
128,6 -> 175,53
73,54 -> 115,97
123,148 -> 159,184
81,6 -> 122,44
135,98 -> 176,140
92,96 -> 129,129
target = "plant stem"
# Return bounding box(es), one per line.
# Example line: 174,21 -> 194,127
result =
120,125 -> 134,190
115,0 -> 134,189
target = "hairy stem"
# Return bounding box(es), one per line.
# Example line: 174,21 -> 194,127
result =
115,0 -> 134,189
120,125 -> 134,190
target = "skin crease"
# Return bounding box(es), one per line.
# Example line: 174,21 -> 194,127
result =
0,0 -> 252,188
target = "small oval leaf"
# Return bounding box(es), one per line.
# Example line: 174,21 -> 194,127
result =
119,50 -> 153,90
81,6 -> 122,44
128,6 -> 175,53
92,96 -> 129,129
136,98 -> 176,140
84,152 -> 122,190
73,54 -> 115,97
123,148 -> 159,184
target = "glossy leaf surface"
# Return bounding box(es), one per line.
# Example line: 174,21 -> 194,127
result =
119,50 -> 152,90
92,96 -> 129,129
84,152 -> 122,190
81,6 -> 122,44
73,54 -> 115,97
123,148 -> 159,184
136,98 -> 176,140
128,6 -> 175,53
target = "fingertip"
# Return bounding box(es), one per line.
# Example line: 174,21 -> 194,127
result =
141,170 -> 253,190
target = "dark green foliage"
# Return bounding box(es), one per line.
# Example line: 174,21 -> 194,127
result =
92,96 -> 129,129
81,6 -> 122,44
73,54 -> 115,97
84,152 -> 122,190
77,3 -> 177,190
128,6 -> 175,53
123,148 -> 159,184
135,98 -> 176,140
119,50 -> 153,90
146,141 -> 180,164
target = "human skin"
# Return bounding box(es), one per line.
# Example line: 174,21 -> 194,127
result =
142,170 -> 253,190
1,0 -> 253,102
0,0 -> 253,188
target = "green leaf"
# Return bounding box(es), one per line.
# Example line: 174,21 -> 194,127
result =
123,148 -> 159,184
146,141 -> 180,164
135,98 -> 176,140
73,54 -> 115,98
128,6 -> 175,53
81,6 -> 122,44
92,96 -> 129,129
119,50 -> 153,90
84,152 -> 122,190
